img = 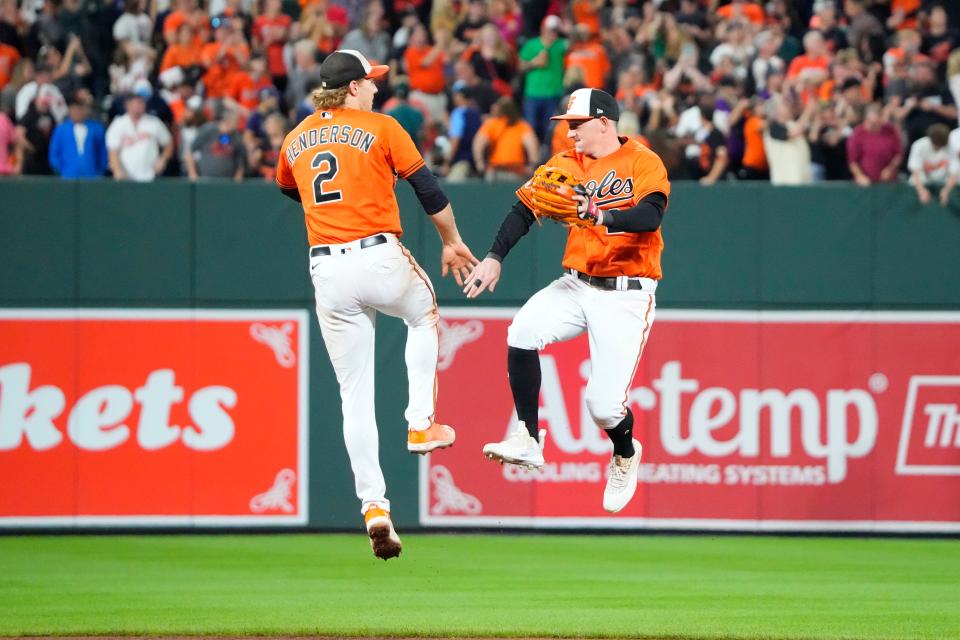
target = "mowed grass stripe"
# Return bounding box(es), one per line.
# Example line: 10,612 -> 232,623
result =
0,534 -> 957,639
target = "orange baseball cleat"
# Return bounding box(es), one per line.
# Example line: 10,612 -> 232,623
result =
406,422 -> 456,454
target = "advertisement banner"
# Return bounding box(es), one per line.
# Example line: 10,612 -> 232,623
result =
0,309 -> 308,527
421,309 -> 960,532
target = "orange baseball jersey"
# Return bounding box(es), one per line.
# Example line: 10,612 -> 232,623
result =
276,107 -> 426,245
517,138 -> 670,279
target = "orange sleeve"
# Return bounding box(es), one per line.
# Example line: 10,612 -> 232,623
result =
476,118 -> 494,139
275,136 -> 296,189
382,116 -> 426,178
632,148 -> 670,202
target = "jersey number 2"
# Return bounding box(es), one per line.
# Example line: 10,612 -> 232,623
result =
311,151 -> 342,204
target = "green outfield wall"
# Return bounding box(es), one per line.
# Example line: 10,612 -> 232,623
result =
1,179 -> 958,529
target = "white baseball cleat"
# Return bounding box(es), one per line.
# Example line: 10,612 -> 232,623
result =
603,439 -> 642,513
482,422 -> 546,469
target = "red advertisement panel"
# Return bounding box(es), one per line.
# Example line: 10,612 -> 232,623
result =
0,310 -> 308,527
422,310 -> 960,532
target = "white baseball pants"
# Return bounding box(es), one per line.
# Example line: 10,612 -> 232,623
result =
507,273 -> 657,430
309,233 -> 438,514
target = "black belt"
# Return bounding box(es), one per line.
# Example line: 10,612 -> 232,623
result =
310,234 -> 388,257
570,269 -> 645,291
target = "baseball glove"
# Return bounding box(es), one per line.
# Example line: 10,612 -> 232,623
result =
523,165 -> 600,227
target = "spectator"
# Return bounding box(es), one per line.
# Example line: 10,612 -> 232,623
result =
452,58 -> 498,115
897,59 -> 957,148
385,82 -> 424,146
245,86 -> 281,139
710,21 -> 755,83
298,0 -> 349,59
403,22 -> 447,125
285,39 -> 323,118
808,99 -> 854,181
16,62 -> 66,123
763,95 -> 814,185
112,0 -> 154,60
442,85 -> 481,181
185,107 -> 245,180
564,23 -> 609,90
950,50 -> 960,123
738,98 -> 768,180
907,123 -> 959,205
200,19 -> 250,101
163,0 -> 209,48
160,24 -> 203,74
844,0 -> 884,59
252,112 -> 287,180
0,38 -> 20,92
16,87 -> 56,175
887,0 -> 922,32
847,103 -> 903,186
462,23 -> 514,98
339,6 -> 390,65
751,30 -> 785,94
518,14 -> 566,143
921,5 -> 958,73
716,0 -> 765,26
786,30 -> 831,83
252,0 -> 291,90
227,54 -> 273,115
0,107 -> 16,175
489,0 -> 521,48
0,58 -> 31,116
453,0 -> 488,50
811,0 -> 847,53
105,89 -> 173,182
695,100 -> 728,185
472,96 -> 537,181
48,91 -> 106,178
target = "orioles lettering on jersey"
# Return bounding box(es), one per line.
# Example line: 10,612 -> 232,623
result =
516,138 -> 670,279
582,169 -> 634,207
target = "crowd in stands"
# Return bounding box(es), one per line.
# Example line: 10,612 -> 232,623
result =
0,0 -> 959,203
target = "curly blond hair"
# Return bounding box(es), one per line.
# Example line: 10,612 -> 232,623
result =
311,86 -> 350,110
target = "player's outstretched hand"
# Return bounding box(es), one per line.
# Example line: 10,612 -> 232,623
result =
463,257 -> 501,299
441,240 -> 480,286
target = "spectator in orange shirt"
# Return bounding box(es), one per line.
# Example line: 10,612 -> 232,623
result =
201,22 -> 250,100
787,31 -> 831,82
404,22 -> 448,124
253,0 -> 292,90
160,24 -> 203,73
887,0 -> 921,32
472,96 -> 539,180
227,54 -> 273,114
564,24 -> 610,90
570,0 -> 603,36
163,0 -> 208,47
716,0 -> 765,26
0,42 -> 20,91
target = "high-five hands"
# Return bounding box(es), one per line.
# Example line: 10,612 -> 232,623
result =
441,240 -> 480,286
462,257 -> 502,299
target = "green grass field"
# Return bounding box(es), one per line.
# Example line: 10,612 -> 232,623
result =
1,533 -> 958,639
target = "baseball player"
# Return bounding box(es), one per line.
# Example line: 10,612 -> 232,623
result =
464,88 -> 670,514
276,50 -> 478,559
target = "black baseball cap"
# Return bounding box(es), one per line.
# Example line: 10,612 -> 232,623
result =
319,49 -> 389,89
551,88 -> 619,121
